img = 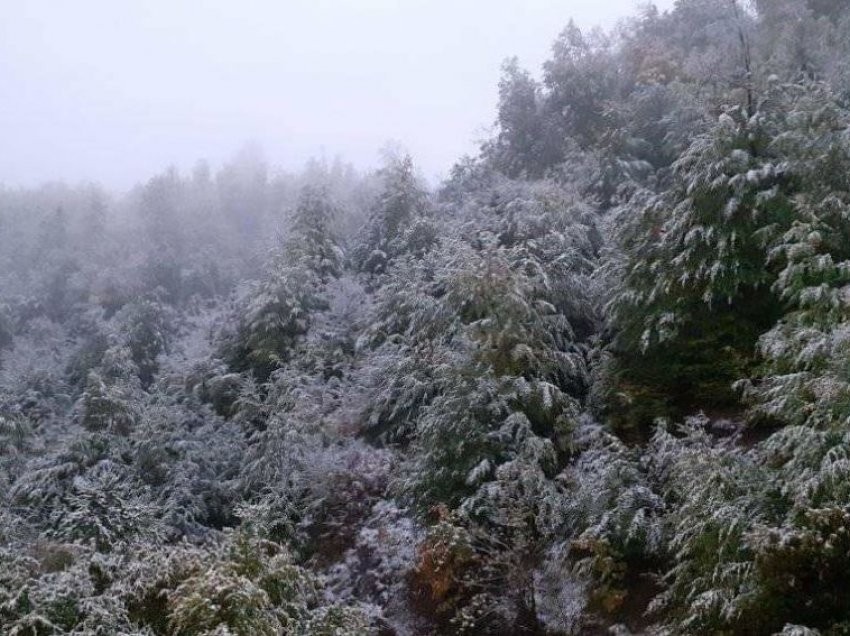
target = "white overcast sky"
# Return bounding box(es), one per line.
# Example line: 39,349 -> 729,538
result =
0,0 -> 675,189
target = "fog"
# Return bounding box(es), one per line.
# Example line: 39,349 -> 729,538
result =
0,0 -> 673,188
5,1 -> 850,633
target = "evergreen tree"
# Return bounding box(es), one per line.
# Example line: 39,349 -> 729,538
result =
607,82 -> 846,427
355,153 -> 429,274
483,58 -> 561,179
284,185 -> 344,281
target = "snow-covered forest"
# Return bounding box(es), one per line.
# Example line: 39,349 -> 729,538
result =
3,1 -> 850,634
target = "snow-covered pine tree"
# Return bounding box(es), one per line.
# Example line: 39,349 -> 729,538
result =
283,184 -> 344,282
354,152 -> 430,275
607,81 -> 847,429
738,83 -> 850,427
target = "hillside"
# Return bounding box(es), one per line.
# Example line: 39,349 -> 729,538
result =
2,1 -> 850,634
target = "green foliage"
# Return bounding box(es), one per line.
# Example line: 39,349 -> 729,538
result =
76,371 -> 136,435
284,185 -> 344,281
404,373 -> 572,511
0,304 -> 13,351
612,102 -> 788,350
11,459 -> 161,553
169,564 -> 288,635
167,531 -> 367,636
564,426 -> 664,603
542,21 -> 621,150
118,297 -> 173,388
355,152 -> 430,274
644,422 -> 850,634
608,82 -> 850,428
221,268 -> 321,381
368,241 -> 589,511
6,4 -> 850,635
219,185 -> 350,381
483,57 -> 561,179
737,96 -> 850,427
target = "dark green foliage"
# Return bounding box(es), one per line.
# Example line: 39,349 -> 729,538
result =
354,152 -> 430,274
483,58 -> 562,179
219,186 -> 346,381
220,268 -> 321,381
542,21 -> 621,150
76,372 -> 135,435
0,306 -> 12,351
607,83 -> 850,430
284,185 -> 344,281
118,297 -> 172,388
5,3 -> 850,635
64,331 -> 109,391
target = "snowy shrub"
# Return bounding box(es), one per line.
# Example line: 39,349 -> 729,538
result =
166,531 -> 368,636
561,422 -> 664,618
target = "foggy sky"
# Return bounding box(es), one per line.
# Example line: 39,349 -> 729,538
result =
0,0 -> 675,189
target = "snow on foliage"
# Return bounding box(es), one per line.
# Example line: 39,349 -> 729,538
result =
4,2 -> 850,634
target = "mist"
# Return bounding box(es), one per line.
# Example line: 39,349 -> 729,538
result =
1,0 -> 673,189
3,1 -> 850,634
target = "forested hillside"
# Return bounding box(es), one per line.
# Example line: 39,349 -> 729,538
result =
3,1 -> 850,634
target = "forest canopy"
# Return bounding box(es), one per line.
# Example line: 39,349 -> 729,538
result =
3,1 -> 850,634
